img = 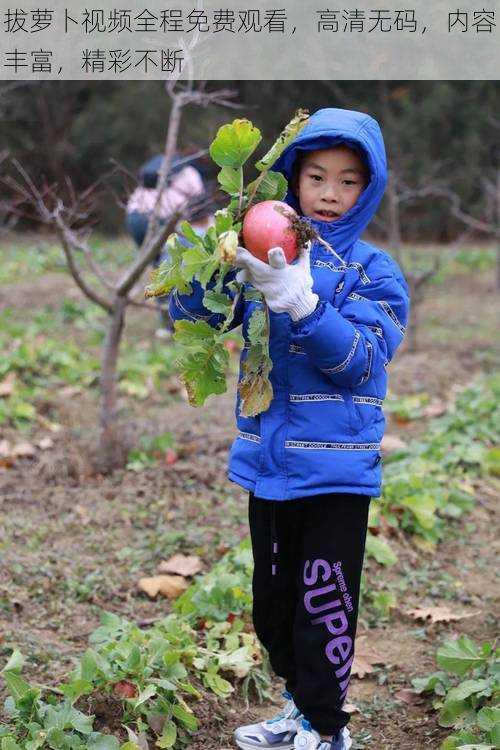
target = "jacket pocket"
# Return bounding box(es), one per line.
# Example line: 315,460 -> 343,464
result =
342,388 -> 362,435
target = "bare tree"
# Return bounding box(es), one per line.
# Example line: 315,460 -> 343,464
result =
5,82 -> 239,472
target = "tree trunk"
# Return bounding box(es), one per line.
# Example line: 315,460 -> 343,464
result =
496,169 -> 500,291
406,281 -> 420,353
96,296 -> 128,472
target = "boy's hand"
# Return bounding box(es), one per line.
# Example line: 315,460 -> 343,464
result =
234,242 -> 319,322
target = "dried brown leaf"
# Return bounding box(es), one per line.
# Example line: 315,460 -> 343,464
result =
381,434 -> 408,452
38,437 -> 55,451
13,442 -> 36,458
351,635 -> 384,679
138,574 -> 189,600
394,689 -> 423,705
0,373 -> 16,397
0,440 -> 12,458
406,606 -> 481,624
158,554 -> 203,577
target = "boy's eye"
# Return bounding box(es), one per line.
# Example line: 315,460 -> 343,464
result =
343,180 -> 358,186
309,174 -> 322,181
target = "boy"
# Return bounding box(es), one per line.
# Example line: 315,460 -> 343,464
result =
169,108 -> 409,750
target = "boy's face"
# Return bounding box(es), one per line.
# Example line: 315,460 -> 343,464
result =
295,146 -> 368,222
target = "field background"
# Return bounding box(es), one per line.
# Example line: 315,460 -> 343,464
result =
0,234 -> 498,749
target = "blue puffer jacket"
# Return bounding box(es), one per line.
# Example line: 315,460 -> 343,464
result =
169,108 -> 410,501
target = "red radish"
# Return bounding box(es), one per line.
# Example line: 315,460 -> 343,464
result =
113,680 -> 138,699
164,449 -> 178,466
242,200 -> 298,264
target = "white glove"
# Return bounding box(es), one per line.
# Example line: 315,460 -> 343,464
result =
234,243 -> 319,322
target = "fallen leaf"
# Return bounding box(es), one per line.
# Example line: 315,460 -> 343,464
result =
59,386 -> 82,398
38,437 -> 54,450
74,505 -> 90,525
177,440 -> 200,458
0,440 -> 12,457
343,702 -> 359,714
351,636 -> 384,679
138,574 -> 188,600
394,689 -> 423,705
422,401 -> 447,418
158,554 -> 203,577
13,442 -> 36,458
0,373 -> 16,397
406,606 -> 481,624
36,415 -> 63,432
381,434 -> 408,452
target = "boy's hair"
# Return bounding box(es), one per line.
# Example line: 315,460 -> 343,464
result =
290,143 -> 369,197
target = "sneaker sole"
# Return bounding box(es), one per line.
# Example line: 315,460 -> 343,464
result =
235,740 -> 295,750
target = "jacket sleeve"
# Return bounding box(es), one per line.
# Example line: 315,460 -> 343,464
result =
289,255 -> 409,388
169,267 -> 245,332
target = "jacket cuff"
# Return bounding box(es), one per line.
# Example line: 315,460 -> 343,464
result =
290,301 -> 359,370
290,299 -> 326,333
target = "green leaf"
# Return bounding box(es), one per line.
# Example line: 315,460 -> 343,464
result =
1,739 -> 22,750
399,493 -> 437,530
217,166 -> 242,195
204,671 -> 234,698
365,533 -> 398,566
144,234 -> 192,297
214,209 -> 234,235
210,119 -> 262,169
477,706 -> 500,732
87,735 -> 120,750
174,320 -> 229,406
171,702 -> 198,731
440,733 -> 480,750
247,171 -> 288,202
125,645 -> 142,673
446,679 -> 490,702
438,699 -> 474,728
155,720 -> 177,748
3,671 -> 32,702
132,684 -> 157,709
2,650 -> 25,674
255,109 -> 309,171
202,290 -> 234,316
178,220 -> 203,246
370,589 -> 397,615
238,309 -> 274,417
437,636 -> 487,677
79,650 -> 99,682
411,671 -> 449,694
483,446 -> 500,477
58,679 -> 94,703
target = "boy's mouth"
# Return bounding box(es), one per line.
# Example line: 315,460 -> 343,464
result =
313,209 -> 340,220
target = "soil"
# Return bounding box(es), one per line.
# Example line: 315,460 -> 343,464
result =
0,256 -> 499,750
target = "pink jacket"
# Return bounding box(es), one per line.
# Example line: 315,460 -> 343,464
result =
126,166 -> 204,219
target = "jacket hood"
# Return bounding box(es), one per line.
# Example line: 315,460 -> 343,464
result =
271,108 -> 387,254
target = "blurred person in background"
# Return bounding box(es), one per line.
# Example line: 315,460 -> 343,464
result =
126,151 -> 214,339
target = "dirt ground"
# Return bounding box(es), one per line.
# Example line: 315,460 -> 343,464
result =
0,259 -> 499,749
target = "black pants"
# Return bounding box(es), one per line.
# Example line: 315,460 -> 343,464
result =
249,491 -> 370,735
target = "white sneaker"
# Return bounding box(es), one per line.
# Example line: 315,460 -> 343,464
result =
234,691 -> 303,749
293,720 -> 352,750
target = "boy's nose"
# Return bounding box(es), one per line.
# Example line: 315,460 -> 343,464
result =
322,184 -> 340,201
